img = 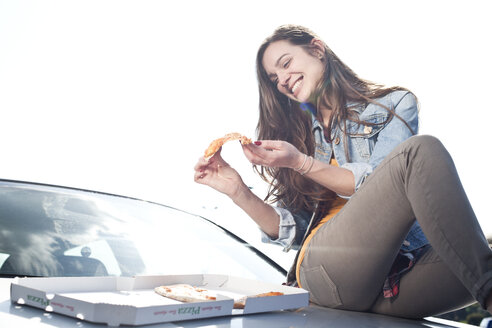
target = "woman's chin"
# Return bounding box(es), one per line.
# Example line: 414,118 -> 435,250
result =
295,94 -> 309,103
294,88 -> 313,103
286,90 -> 308,104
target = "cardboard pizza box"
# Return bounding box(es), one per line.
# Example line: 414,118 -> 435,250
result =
10,274 -> 309,326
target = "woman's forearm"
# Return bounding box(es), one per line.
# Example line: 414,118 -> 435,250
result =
230,184 -> 280,239
298,156 -> 355,197
243,142 -> 355,198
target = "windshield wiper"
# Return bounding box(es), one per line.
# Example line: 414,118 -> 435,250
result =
0,274 -> 44,278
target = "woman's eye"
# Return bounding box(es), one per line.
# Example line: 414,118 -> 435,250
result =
283,59 -> 291,68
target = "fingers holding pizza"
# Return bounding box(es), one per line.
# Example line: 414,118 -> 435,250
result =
195,133 -> 304,196
195,133 -> 254,197
199,132 -> 303,170
242,139 -> 305,170
194,147 -> 245,198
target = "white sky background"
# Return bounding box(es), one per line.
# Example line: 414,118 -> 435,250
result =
1,0 -> 491,269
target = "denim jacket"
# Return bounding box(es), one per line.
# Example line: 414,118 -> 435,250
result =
263,90 -> 429,252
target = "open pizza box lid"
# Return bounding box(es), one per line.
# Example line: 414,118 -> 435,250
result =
10,274 -> 309,326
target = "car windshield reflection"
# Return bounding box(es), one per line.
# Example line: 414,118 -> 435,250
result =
0,181 -> 285,283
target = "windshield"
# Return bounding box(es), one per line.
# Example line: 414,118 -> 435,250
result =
0,181 -> 285,283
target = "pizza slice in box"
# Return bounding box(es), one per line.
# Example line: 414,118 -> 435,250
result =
154,284 -> 284,309
154,284 -> 217,303
233,291 -> 284,309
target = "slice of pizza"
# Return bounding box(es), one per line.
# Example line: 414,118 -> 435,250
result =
204,132 -> 252,159
154,284 -> 217,303
233,291 -> 284,309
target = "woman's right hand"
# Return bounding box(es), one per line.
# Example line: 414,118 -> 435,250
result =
195,147 -> 281,238
193,148 -> 246,198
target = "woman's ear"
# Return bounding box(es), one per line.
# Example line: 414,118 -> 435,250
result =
310,38 -> 326,59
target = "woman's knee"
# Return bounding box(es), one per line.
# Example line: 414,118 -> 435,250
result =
406,135 -> 444,153
403,135 -> 452,165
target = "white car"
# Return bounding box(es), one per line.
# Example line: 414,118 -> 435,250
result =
0,179 -> 479,327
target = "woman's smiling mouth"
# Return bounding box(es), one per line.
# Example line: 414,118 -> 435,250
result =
291,77 -> 303,96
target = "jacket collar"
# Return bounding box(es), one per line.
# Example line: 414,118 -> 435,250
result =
309,102 -> 365,132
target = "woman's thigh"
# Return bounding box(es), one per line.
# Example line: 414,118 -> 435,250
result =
299,139 -> 420,310
370,247 -> 475,319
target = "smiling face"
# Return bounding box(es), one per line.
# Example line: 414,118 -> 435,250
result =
262,39 -> 325,103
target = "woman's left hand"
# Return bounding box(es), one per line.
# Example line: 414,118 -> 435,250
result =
242,140 -> 305,169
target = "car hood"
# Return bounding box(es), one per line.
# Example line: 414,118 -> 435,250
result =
0,278 -> 475,328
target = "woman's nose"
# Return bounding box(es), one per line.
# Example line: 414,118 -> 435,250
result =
278,72 -> 290,88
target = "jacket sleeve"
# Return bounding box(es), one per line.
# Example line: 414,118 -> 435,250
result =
260,204 -> 312,251
341,91 -> 419,195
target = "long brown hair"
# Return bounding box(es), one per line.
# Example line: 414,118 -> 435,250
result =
255,25 -> 415,214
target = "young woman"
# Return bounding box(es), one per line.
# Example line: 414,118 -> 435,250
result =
194,25 -> 492,318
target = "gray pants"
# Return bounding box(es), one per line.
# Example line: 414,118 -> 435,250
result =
298,135 -> 492,319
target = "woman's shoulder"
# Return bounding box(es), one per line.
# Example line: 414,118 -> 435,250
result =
375,89 -> 414,104
378,89 -> 417,108
362,89 -> 417,116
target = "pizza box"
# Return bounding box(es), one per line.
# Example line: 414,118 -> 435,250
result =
10,274 -> 309,326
